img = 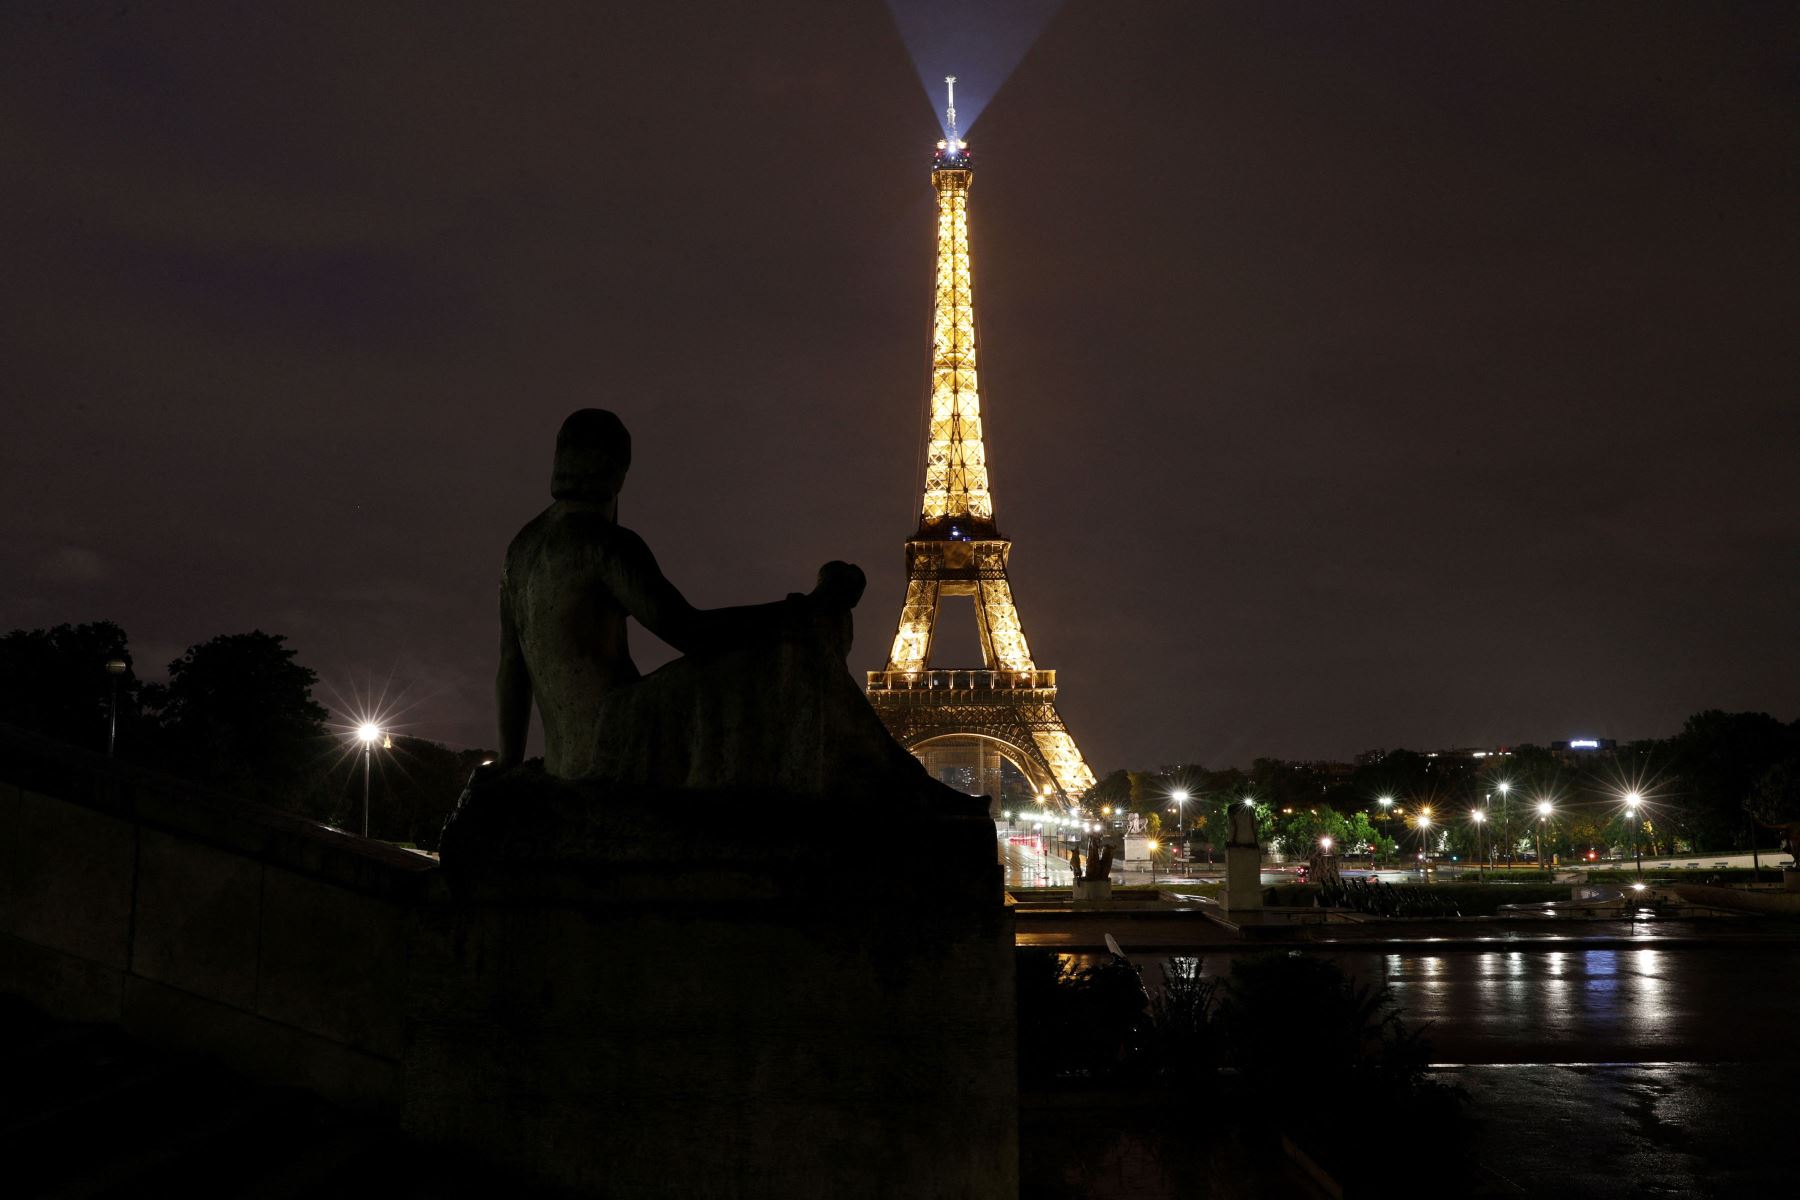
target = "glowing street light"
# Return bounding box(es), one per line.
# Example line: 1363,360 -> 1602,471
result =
1416,810 -> 1433,876
1535,799 -> 1553,868
1319,835 -> 1333,854
356,722 -> 383,839
1146,838 -> 1159,885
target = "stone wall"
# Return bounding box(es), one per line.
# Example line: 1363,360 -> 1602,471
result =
0,730 -> 1021,1198
0,726 -> 434,1114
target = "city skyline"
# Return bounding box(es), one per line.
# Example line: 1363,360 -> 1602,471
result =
4,2 -> 1796,770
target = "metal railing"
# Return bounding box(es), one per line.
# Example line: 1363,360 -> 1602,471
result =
866,668 -> 1056,692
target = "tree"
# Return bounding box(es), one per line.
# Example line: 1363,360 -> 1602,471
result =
1086,768 -> 1132,811
0,621 -> 141,752
1671,710 -> 1793,851
143,631 -> 328,802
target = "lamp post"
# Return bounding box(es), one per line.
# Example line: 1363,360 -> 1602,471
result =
1146,839 -> 1159,885
1417,811 -> 1432,878
1624,792 -> 1643,877
1471,809 -> 1486,882
1495,781 -> 1513,870
104,658 -> 127,757
357,722 -> 382,838
1536,799 -> 1553,870
1377,796 -> 1394,865
1171,789 -> 1189,877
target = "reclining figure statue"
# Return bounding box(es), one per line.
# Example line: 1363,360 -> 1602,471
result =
485,408 -> 974,809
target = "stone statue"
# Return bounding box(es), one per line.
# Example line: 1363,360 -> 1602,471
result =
1758,819 -> 1800,862
487,408 -> 973,807
1082,835 -> 1114,881
1227,802 -> 1259,848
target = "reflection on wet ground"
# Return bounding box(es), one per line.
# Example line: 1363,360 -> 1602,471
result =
1445,1062 -> 1789,1198
1089,944 -> 1800,1064
1047,943 -> 1800,1195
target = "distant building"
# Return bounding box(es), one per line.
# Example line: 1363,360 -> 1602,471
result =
1549,737 -> 1617,764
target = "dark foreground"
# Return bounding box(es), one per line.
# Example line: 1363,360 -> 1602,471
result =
1025,928 -> 1800,1199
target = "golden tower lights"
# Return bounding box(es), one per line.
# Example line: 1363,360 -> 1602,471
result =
868,78 -> 1097,804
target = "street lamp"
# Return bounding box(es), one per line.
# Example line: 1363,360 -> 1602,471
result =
1146,839 -> 1159,885
104,658 -> 127,757
1535,799 -> 1553,869
1495,781 -> 1513,870
1623,791 -> 1643,877
1471,809 -> 1487,882
1171,789 -> 1190,876
1417,810 -> 1433,877
356,722 -> 382,838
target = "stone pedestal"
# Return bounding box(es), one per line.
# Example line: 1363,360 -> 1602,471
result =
406,770 -> 1017,1199
1223,844 -> 1262,911
1072,877 -> 1113,904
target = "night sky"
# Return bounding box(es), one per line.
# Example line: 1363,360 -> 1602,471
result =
4,2 -> 1796,771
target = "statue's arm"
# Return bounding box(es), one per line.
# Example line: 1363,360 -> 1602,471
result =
607,528 -> 799,655
495,569 -> 532,765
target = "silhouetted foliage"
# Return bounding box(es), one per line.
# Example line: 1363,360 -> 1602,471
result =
0,621 -> 141,752
1016,949 -> 1152,1085
142,631 -> 328,803
1214,953 -> 1466,1182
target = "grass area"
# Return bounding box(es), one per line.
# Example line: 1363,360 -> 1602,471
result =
1159,881 -> 1223,900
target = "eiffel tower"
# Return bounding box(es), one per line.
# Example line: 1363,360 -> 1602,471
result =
867,78 -> 1097,807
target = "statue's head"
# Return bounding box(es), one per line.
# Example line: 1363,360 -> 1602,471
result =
552,409 -> 631,502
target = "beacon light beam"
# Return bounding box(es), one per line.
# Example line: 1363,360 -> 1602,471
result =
884,0 -> 1065,136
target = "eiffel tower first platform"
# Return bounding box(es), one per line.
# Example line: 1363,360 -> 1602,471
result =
867,79 -> 1097,807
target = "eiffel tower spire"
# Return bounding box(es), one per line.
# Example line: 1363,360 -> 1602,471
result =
868,85 -> 1096,805
917,77 -> 995,539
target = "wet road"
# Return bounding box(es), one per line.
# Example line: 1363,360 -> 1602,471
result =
1110,942 -> 1800,1065
1445,1062 -> 1790,1197
1344,944 -> 1800,1064
1113,942 -> 1800,1196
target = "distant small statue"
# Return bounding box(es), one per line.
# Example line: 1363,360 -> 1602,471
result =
489,409 -> 974,808
1308,848 -> 1343,887
1071,835 -> 1113,882
1227,803 -> 1259,848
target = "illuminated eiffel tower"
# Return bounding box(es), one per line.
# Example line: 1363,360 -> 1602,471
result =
867,78 -> 1096,807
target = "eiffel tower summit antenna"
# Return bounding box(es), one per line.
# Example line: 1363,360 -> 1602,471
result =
867,94 -> 1097,809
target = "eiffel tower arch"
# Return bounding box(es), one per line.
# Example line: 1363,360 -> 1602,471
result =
867,83 -> 1096,809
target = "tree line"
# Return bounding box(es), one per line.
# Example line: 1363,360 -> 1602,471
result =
1084,713 -> 1800,862
0,621 -> 489,848
6,620 -> 1796,860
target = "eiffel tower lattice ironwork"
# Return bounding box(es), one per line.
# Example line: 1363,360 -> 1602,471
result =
866,79 -> 1096,804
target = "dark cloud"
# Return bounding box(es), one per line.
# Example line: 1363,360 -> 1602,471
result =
2,1 -> 1796,769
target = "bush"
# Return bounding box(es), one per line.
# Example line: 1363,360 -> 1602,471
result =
1214,953 -> 1467,1179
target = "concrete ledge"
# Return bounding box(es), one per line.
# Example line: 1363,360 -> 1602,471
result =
122,974 -> 399,1114
0,786 -> 137,967
0,931 -> 125,1023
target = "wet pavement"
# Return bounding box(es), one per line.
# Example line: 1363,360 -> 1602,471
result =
1074,938 -> 1800,1196
1443,1062 -> 1790,1197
